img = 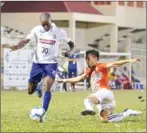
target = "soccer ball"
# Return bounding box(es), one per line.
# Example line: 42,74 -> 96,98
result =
29,106 -> 45,121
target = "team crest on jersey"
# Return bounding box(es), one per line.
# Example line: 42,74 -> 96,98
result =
96,72 -> 102,80
52,69 -> 56,76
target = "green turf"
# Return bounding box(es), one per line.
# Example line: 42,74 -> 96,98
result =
1,90 -> 146,132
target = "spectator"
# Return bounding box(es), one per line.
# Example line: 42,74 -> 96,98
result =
131,66 -> 140,83
108,68 -> 117,89
123,66 -> 129,77
115,74 -> 122,89
57,66 -> 68,92
121,73 -> 132,89
66,52 -> 80,91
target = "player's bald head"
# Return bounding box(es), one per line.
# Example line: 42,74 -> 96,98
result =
40,13 -> 51,21
40,13 -> 52,31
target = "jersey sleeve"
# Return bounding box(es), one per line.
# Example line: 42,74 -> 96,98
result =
59,29 -> 71,43
101,63 -> 107,69
26,26 -> 37,40
96,63 -> 107,72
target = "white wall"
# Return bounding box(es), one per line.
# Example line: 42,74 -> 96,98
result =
1,13 -> 40,34
91,2 -> 146,29
85,25 -> 112,50
91,2 -> 117,16
75,29 -> 86,50
116,6 -> 146,29
65,25 -> 113,51
1,12 -> 146,52
1,13 -> 72,34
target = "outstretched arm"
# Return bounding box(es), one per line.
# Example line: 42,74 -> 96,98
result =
15,39 -> 30,50
2,39 -> 30,51
63,41 -> 75,57
56,73 -> 87,83
2,27 -> 38,51
106,58 -> 140,68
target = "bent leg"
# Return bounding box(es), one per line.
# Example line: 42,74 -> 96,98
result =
28,62 -> 43,95
108,108 -> 142,123
81,94 -> 100,116
28,82 -> 38,95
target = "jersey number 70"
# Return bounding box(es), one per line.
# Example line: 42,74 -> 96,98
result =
42,47 -> 49,54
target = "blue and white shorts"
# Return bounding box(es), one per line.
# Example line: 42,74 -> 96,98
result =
28,62 -> 57,83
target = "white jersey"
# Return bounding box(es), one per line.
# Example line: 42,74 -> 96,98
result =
26,23 -> 71,64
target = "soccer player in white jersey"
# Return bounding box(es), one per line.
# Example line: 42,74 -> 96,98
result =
2,13 -> 75,122
56,50 -> 142,123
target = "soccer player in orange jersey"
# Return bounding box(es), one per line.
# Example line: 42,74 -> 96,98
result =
56,50 -> 142,122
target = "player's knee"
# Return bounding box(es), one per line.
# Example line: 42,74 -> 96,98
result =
43,83 -> 50,91
42,77 -> 54,92
100,109 -> 110,121
100,109 -> 105,118
84,98 -> 89,104
28,87 -> 34,95
87,96 -> 99,104
43,87 -> 49,92
28,82 -> 37,95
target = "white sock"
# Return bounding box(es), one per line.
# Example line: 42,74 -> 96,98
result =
84,98 -> 93,111
108,111 -> 130,122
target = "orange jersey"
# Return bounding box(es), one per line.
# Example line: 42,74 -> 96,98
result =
86,63 -> 110,92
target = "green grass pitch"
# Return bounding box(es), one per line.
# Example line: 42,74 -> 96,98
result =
1,90 -> 146,132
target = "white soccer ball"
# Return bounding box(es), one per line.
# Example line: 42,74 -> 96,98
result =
29,106 -> 45,121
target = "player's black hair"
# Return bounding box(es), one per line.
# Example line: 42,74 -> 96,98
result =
86,50 -> 99,60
